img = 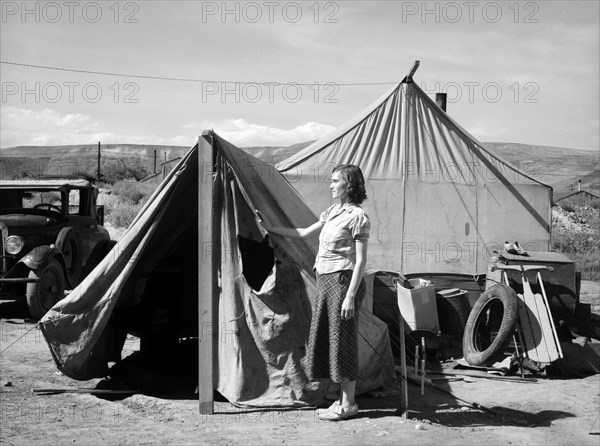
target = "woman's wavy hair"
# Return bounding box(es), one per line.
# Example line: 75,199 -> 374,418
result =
333,164 -> 367,205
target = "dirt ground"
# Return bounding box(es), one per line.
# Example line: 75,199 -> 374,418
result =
1,282 -> 599,446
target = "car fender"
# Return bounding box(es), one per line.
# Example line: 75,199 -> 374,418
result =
20,246 -> 70,286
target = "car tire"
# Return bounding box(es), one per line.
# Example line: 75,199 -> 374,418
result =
462,284 -> 520,367
26,259 -> 66,320
56,228 -> 82,287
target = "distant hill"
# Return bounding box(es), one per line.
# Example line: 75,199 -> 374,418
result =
483,142 -> 599,195
0,144 -> 190,181
0,143 -> 189,167
241,141 -> 315,165
2,141 -> 597,195
0,142 -> 314,181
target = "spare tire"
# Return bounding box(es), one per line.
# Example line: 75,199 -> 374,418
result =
26,258 -> 66,320
462,284 -> 519,366
56,227 -> 82,288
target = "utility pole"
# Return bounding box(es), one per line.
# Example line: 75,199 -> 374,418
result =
97,141 -> 101,182
163,151 -> 167,180
154,150 -> 157,173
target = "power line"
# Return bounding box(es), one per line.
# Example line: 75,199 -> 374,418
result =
0,60 -> 397,87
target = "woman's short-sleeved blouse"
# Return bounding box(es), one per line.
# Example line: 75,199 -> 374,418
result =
314,203 -> 370,275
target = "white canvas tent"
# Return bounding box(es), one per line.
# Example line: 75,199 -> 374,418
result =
277,69 -> 552,277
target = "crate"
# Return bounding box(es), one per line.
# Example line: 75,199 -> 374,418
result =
486,251 -> 577,326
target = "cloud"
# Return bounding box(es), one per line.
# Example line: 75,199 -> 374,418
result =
468,127 -> 503,140
0,106 -> 190,148
1,107 -> 333,149
182,118 -> 335,146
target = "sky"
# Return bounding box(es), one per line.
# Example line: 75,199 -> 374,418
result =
1,0 -> 599,151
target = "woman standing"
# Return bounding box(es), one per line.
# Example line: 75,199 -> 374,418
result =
258,164 -> 370,421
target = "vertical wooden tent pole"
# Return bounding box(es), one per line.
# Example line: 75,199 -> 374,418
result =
198,133 -> 214,415
398,61 -> 419,422
399,60 -> 419,273
397,282 -> 409,422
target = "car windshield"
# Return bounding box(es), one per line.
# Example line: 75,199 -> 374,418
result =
0,189 -> 63,213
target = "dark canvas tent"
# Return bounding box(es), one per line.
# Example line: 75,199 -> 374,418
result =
39,132 -> 394,408
277,76 -> 552,277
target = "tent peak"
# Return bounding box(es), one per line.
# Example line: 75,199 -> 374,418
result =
402,60 -> 420,84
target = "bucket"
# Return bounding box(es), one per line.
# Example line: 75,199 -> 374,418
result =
397,278 -> 439,333
435,288 -> 471,336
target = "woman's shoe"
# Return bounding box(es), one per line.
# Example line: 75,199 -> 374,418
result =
318,403 -> 359,421
317,400 -> 340,415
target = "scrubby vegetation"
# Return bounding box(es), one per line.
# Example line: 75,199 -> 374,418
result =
0,157 -> 53,180
97,192 -> 140,229
111,180 -> 156,204
559,194 -> 600,211
99,180 -> 157,231
551,204 -> 600,280
101,158 -> 151,184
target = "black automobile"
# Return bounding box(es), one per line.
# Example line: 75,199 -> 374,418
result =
0,179 -> 113,319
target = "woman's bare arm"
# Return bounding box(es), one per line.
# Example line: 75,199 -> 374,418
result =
341,239 -> 368,320
257,210 -> 322,240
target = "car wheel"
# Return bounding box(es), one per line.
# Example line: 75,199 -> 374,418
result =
26,259 -> 66,320
56,228 -> 82,287
462,284 -> 520,367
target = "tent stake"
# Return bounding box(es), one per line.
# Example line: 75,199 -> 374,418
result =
406,375 -> 499,417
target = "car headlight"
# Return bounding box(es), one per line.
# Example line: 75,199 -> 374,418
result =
5,236 -> 24,255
